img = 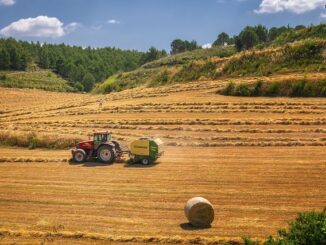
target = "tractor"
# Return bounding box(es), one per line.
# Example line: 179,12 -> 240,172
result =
72,131 -> 123,164
72,131 -> 164,165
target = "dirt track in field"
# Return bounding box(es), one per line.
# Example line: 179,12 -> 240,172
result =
0,73 -> 325,244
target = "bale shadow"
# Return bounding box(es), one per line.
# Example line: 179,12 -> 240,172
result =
179,222 -> 212,231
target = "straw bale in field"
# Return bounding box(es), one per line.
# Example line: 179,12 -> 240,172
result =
184,197 -> 214,228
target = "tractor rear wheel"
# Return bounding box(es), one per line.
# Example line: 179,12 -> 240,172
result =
97,145 -> 115,164
73,149 -> 86,163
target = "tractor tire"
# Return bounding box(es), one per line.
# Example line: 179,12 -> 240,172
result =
97,145 -> 115,164
73,149 -> 86,163
141,158 -> 151,165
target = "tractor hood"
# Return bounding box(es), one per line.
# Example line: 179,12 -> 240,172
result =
77,140 -> 93,149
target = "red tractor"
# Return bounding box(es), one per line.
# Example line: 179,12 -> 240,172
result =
72,131 -> 123,164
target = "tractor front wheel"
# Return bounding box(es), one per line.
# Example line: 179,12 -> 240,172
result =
97,145 -> 115,164
73,149 -> 86,163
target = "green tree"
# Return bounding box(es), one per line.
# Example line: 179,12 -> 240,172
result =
213,32 -> 230,46
295,25 -> 306,30
170,39 -> 200,54
171,39 -> 185,54
39,48 -> 50,69
0,48 -> 11,69
74,82 -> 84,92
268,26 -> 288,42
142,46 -> 167,63
254,25 -> 268,43
82,73 -> 95,92
236,27 -> 259,51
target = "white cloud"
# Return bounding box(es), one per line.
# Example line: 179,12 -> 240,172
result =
255,0 -> 325,14
107,19 -> 120,24
0,16 -> 79,38
64,22 -> 80,34
321,13 -> 326,18
0,0 -> 15,6
202,43 -> 212,49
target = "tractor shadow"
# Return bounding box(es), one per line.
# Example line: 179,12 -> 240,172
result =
68,159 -> 160,168
68,159 -> 116,167
179,223 -> 212,231
123,161 -> 161,168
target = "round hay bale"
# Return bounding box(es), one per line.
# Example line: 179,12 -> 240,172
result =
184,197 -> 214,228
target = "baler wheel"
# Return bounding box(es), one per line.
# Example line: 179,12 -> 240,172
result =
141,158 -> 151,165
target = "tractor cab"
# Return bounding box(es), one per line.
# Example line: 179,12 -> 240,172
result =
91,131 -> 112,149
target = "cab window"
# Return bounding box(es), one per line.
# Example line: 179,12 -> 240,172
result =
94,134 -> 108,143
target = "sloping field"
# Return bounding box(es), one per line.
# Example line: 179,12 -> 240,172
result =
0,70 -> 73,92
0,73 -> 325,244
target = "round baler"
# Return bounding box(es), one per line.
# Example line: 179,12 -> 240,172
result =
129,137 -> 164,165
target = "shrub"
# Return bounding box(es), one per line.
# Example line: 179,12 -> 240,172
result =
279,208 -> 326,245
235,83 -> 251,96
172,61 -> 217,82
317,80 -> 326,96
244,208 -> 326,245
266,83 -> 280,96
223,39 -> 326,76
74,82 -> 84,92
223,81 -> 235,95
243,237 -> 260,245
220,80 -> 326,98
291,80 -> 306,97
0,74 -> 6,80
253,80 -> 263,96
282,41 -> 324,66
303,81 -> 313,97
150,70 -> 169,86
27,132 -> 39,149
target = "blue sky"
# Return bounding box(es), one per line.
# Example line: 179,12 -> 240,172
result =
0,0 -> 325,51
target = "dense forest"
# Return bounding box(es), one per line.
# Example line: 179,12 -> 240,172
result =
0,38 -> 146,91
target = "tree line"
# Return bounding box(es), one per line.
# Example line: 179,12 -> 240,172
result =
0,38 -> 149,91
169,24 -> 309,54
213,25 -> 308,51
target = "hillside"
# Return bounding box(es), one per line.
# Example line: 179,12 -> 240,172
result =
94,24 -> 326,95
0,69 -> 73,92
0,24 -> 325,94
93,45 -> 236,93
273,23 -> 326,46
0,38 -> 145,92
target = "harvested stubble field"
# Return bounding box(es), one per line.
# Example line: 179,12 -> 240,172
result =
0,74 -> 326,244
